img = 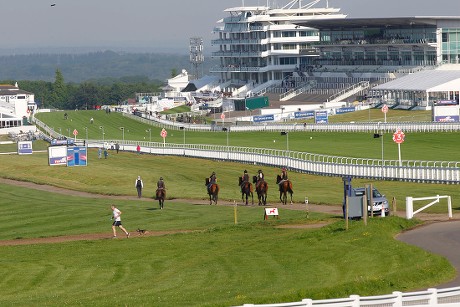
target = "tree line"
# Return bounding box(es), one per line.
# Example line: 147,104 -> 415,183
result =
2,69 -> 162,110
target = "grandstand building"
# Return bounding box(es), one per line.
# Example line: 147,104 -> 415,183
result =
210,0 -> 347,94
210,3 -> 460,112
0,83 -> 36,129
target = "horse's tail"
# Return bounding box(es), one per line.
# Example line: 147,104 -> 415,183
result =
288,181 -> 294,194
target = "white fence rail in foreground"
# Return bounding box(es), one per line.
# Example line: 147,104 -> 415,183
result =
235,287 -> 460,307
406,195 -> 453,219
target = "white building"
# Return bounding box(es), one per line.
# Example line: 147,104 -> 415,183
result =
211,0 -> 346,91
0,83 -> 37,129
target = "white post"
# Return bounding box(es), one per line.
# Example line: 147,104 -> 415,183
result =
392,291 -> 403,307
350,294 -> 360,307
398,143 -> 402,167
448,196 -> 453,219
301,298 -> 313,306
428,288 -> 438,305
406,196 -> 413,219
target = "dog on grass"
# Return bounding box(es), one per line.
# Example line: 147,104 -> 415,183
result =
136,228 -> 148,235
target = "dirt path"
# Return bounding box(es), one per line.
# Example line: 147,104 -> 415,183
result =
1,177 -> 457,246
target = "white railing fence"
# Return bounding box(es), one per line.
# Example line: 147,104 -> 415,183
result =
235,287 -> 460,307
32,117 -> 460,184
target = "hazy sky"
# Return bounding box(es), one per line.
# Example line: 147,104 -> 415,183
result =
1,0 -> 458,54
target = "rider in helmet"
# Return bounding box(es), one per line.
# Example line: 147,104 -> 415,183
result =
208,171 -> 217,193
240,170 -> 249,191
157,177 -> 165,190
257,169 -> 264,182
278,167 -> 288,191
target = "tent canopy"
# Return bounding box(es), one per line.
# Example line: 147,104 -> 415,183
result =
374,70 -> 460,92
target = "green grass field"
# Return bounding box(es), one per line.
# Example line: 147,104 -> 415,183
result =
35,110 -> 459,161
0,109 -> 458,306
0,181 -> 453,306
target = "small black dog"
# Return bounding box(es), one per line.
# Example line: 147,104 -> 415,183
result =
136,228 -> 148,235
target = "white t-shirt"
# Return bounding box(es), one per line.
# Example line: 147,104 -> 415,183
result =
112,208 -> 121,222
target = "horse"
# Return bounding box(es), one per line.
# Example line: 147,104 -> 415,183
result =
276,175 -> 293,205
238,177 -> 253,205
155,188 -> 166,209
253,176 -> 268,206
205,178 -> 219,205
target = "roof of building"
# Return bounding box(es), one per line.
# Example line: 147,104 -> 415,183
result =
297,16 -> 460,29
0,84 -> 32,96
374,70 -> 460,92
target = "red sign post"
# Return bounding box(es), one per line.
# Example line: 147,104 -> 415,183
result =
392,129 -> 405,166
160,128 -> 167,146
381,104 -> 388,123
73,129 -> 78,142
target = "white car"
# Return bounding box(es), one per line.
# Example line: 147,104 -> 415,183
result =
352,187 -> 390,216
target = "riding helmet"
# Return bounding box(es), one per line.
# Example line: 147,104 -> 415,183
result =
244,170 -> 247,173
160,177 -> 163,180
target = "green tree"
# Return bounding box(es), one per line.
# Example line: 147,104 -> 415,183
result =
49,69 -> 68,108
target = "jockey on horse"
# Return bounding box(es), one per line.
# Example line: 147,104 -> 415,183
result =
207,171 -> 217,194
157,177 -> 166,191
278,167 -> 288,191
256,169 -> 265,188
240,170 -> 250,191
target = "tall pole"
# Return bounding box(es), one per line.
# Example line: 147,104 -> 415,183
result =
120,127 -> 124,150
287,132 -> 289,151
381,132 -> 384,178
99,126 -> 104,146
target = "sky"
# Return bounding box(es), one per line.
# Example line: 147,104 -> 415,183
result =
1,0 -> 459,55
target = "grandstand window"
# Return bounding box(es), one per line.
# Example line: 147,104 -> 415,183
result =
281,31 -> 296,38
442,33 -> 449,43
279,57 -> 296,65
282,44 -> 296,50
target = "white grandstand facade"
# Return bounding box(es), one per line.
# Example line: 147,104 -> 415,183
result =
209,2 -> 460,111
210,0 -> 347,92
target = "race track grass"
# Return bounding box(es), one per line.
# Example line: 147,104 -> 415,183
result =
34,110 -> 460,161
0,110 -> 457,306
0,183 -> 454,306
0,149 -> 459,213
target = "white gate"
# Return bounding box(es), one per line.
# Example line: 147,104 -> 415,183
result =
406,195 -> 453,219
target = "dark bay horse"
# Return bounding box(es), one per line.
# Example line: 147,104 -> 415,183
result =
155,188 -> 166,209
239,177 -> 253,206
253,176 -> 268,206
276,175 -> 293,205
205,178 -> 219,205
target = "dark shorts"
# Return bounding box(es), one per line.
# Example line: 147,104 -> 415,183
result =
112,221 -> 122,227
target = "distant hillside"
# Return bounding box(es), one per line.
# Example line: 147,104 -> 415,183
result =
0,50 -> 213,83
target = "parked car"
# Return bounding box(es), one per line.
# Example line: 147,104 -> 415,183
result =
352,187 -> 390,216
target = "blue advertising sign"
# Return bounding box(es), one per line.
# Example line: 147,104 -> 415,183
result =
294,111 -> 315,119
315,111 -> 328,124
67,147 -> 88,167
17,141 -> 33,155
253,114 -> 274,123
336,107 -> 356,114
434,115 -> 459,122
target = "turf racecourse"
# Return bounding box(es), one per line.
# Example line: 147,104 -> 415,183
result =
0,180 -> 454,306
0,110 -> 458,306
